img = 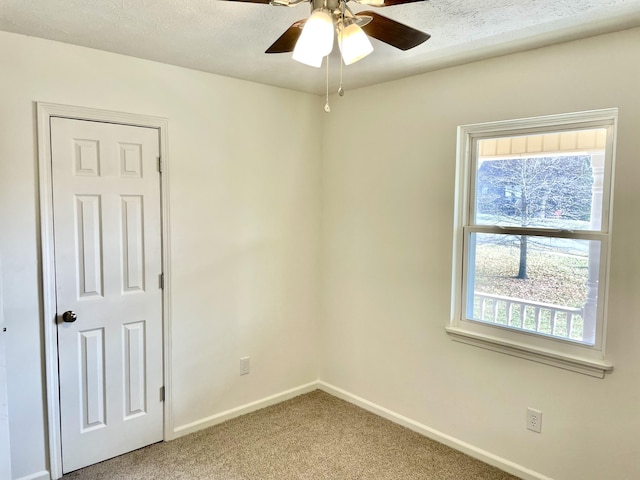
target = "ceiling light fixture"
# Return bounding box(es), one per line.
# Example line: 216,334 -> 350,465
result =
246,0 -> 431,111
338,18 -> 373,65
291,0 -> 377,112
292,0 -> 373,69
292,9 -> 335,67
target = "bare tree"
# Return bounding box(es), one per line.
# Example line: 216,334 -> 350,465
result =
477,156 -> 592,279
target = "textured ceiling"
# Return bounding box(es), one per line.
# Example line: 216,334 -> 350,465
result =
1,0 -> 640,95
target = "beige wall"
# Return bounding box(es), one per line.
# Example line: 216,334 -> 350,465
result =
0,31 -> 321,479
320,28 -> 640,480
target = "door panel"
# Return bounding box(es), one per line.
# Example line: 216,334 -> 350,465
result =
121,195 -> 145,292
75,194 -> 103,298
123,320 -> 147,419
51,118 -> 163,473
79,328 -> 106,432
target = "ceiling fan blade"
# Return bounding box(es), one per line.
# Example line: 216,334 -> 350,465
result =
357,0 -> 426,6
379,0 -> 426,5
359,11 -> 430,51
225,0 -> 272,3
265,20 -> 306,53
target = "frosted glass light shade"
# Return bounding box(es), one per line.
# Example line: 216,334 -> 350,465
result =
339,23 -> 373,65
292,10 -> 334,68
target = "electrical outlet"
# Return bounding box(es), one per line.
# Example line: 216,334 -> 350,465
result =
527,408 -> 542,433
240,356 -> 250,376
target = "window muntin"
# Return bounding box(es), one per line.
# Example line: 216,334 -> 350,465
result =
451,111 -> 616,375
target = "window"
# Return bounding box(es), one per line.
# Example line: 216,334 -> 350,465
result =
448,110 -> 617,377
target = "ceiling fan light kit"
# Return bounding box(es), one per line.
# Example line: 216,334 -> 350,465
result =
292,9 -> 335,67
291,0 -> 374,68
338,20 -> 374,66
229,0 -> 430,110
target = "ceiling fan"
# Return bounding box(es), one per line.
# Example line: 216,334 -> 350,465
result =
226,0 -> 431,67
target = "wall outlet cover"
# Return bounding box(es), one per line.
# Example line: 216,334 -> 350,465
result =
240,356 -> 250,376
527,407 -> 542,433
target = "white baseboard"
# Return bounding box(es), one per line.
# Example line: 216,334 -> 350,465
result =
171,381 -> 320,438
15,471 -> 50,480
317,381 -> 552,480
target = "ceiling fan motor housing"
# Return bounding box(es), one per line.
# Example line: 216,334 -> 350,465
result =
312,0 -> 341,14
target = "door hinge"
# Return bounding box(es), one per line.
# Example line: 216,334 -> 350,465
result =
159,273 -> 164,289
160,386 -> 165,402
157,156 -> 162,173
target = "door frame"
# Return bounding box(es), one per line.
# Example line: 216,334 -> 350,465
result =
37,102 -> 173,479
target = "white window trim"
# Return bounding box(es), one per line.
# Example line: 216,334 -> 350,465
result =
449,109 -> 618,378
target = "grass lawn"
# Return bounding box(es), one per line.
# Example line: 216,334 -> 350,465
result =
473,243 -> 589,307
472,242 -> 590,339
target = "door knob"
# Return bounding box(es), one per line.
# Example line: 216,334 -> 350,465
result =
62,311 -> 77,323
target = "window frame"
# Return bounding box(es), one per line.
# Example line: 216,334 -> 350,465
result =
448,109 -> 618,378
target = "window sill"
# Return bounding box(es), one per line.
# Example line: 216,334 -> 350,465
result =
445,326 -> 613,378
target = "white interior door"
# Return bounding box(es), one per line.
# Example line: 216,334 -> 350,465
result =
0,251 -> 11,480
51,117 -> 164,473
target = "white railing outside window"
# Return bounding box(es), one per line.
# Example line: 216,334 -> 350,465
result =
473,292 -> 585,342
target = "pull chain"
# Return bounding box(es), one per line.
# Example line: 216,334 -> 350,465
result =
324,55 -> 331,113
338,56 -> 344,96
338,4 -> 345,96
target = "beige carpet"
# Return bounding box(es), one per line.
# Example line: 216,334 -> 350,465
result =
64,390 -> 519,479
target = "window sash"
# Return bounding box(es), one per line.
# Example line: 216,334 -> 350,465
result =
466,123 -> 616,236
460,228 -> 609,350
